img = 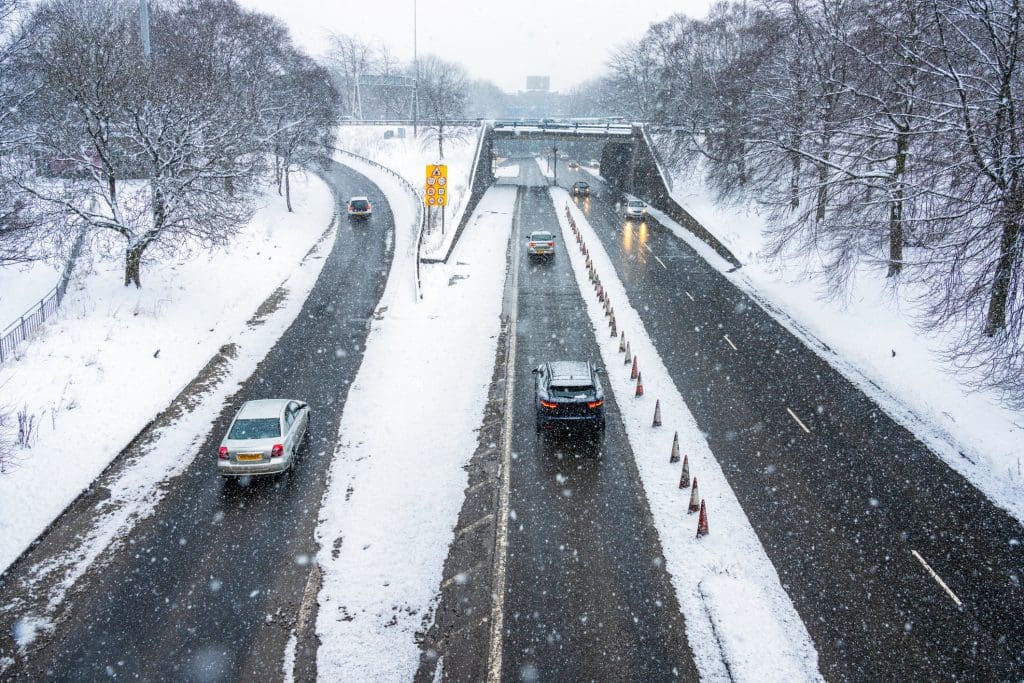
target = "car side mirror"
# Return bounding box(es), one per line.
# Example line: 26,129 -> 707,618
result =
531,368 -> 540,374
296,401 -> 308,409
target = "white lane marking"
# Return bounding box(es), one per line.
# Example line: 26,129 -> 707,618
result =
455,513 -> 494,539
786,407 -> 811,434
652,253 -> 667,269
724,335 -> 738,351
685,291 -> 695,301
487,192 -> 521,683
911,550 -> 963,607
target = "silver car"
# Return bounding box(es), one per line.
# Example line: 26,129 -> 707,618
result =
217,399 -> 310,477
624,199 -> 648,219
526,230 -> 556,258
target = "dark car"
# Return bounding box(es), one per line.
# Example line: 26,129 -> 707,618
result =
571,181 -> 591,197
347,196 -> 372,219
533,360 -> 605,431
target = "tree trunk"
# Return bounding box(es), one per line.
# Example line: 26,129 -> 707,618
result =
887,127 -> 909,278
985,213 -> 1021,335
438,122 -> 444,159
124,243 -> 143,288
815,161 -> 828,221
285,163 -> 293,213
789,151 -> 800,210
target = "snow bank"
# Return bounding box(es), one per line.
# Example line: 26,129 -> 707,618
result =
315,186 -> 514,680
0,262 -> 61,329
554,188 -> 822,682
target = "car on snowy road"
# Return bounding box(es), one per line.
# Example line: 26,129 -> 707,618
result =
526,230 -> 556,258
623,198 -> 647,220
571,181 -> 591,197
217,399 -> 310,477
533,361 -> 606,431
347,196 -> 373,219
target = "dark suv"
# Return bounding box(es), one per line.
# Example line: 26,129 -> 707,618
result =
571,181 -> 590,197
533,361 -> 605,431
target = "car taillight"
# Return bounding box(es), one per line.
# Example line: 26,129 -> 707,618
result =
547,242 -> 554,247
366,204 -> 372,211
540,400 -> 558,409
271,444 -> 284,458
528,242 -> 536,247
587,400 -> 604,409
218,446 -> 229,460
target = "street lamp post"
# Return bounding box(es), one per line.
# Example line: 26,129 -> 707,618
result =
412,0 -> 418,135
552,145 -> 558,186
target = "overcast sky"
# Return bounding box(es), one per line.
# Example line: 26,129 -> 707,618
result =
237,0 -> 716,93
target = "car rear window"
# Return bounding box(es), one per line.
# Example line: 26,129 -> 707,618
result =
629,200 -> 645,208
350,200 -> 369,210
549,384 -> 594,398
530,232 -> 553,241
228,418 -> 280,440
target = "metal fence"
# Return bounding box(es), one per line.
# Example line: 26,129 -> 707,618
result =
0,229 -> 86,365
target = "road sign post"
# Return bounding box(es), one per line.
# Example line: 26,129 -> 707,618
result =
425,164 -> 449,234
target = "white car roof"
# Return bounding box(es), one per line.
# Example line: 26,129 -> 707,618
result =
236,399 -> 289,419
349,196 -> 369,202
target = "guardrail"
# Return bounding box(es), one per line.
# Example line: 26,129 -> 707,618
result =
324,144 -> 427,300
0,227 -> 87,365
338,119 -> 483,128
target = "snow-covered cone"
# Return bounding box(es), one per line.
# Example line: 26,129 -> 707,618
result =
630,356 -> 639,379
688,477 -> 700,513
635,372 -> 644,397
679,454 -> 690,489
670,432 -> 680,463
624,342 -> 632,363
619,332 -> 626,352
652,399 -> 662,427
696,499 -> 709,538
609,317 -> 617,338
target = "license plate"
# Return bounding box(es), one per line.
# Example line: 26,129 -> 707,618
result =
237,453 -> 262,461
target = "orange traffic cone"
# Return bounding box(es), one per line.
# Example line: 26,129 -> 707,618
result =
652,399 -> 662,426
670,432 -> 680,463
619,332 -> 626,352
679,454 -> 690,488
610,318 -> 617,337
635,372 -> 644,397
696,499 -> 709,538
688,477 -> 700,513
624,342 -> 632,363
630,356 -> 639,379
609,313 -> 616,332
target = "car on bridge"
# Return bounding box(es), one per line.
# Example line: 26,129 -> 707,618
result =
217,399 -> 310,477
533,361 -> 606,432
571,181 -> 591,197
526,230 -> 556,258
347,196 -> 373,219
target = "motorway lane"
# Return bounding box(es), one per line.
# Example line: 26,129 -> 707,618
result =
10,159 -> 393,681
501,163 -> 698,682
556,162 -> 1024,680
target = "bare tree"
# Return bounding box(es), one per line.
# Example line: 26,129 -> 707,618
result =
417,54 -> 468,159
325,33 -> 377,119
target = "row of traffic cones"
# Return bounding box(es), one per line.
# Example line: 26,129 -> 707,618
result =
566,204 -> 709,539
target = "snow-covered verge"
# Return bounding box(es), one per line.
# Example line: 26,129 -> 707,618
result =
333,124 -> 479,259
655,158 -> 1024,524
554,188 -> 822,682
315,186 -> 514,680
0,171 -> 336,574
0,261 -> 61,329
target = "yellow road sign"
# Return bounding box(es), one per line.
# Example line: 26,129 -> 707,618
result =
425,164 -> 448,206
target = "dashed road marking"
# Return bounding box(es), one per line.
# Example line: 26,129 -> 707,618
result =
685,291 -> 695,301
652,253 -> 667,269
911,550 -> 963,607
455,513 -> 494,539
786,407 -> 811,434
724,335 -> 738,351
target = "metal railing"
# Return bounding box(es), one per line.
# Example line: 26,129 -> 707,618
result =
0,228 -> 87,365
325,144 -> 427,300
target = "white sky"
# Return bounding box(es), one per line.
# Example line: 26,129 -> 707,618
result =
237,0 -> 716,93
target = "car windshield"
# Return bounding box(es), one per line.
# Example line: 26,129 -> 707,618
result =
228,418 -> 280,440
629,200 -> 645,208
350,200 -> 369,210
549,384 -> 594,398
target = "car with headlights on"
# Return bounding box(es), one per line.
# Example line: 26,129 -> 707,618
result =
217,399 -> 309,477
347,196 -> 372,219
623,198 -> 648,219
571,181 -> 591,197
533,361 -> 605,431
526,230 -> 556,258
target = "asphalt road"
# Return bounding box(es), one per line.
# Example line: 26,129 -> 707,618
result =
4,159 -> 393,681
500,162 -> 698,682
555,161 -> 1024,680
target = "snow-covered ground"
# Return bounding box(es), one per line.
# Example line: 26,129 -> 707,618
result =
656,158 -> 1024,523
0,261 -> 61,330
333,124 -> 481,259
555,189 -> 822,682
314,182 -> 514,680
0,171 -> 336,574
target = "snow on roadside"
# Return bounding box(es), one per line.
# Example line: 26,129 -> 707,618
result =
315,186 -> 514,681
645,160 -> 1024,524
0,171 -> 336,575
553,187 -> 822,682
495,164 -> 520,179
0,262 -> 61,327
